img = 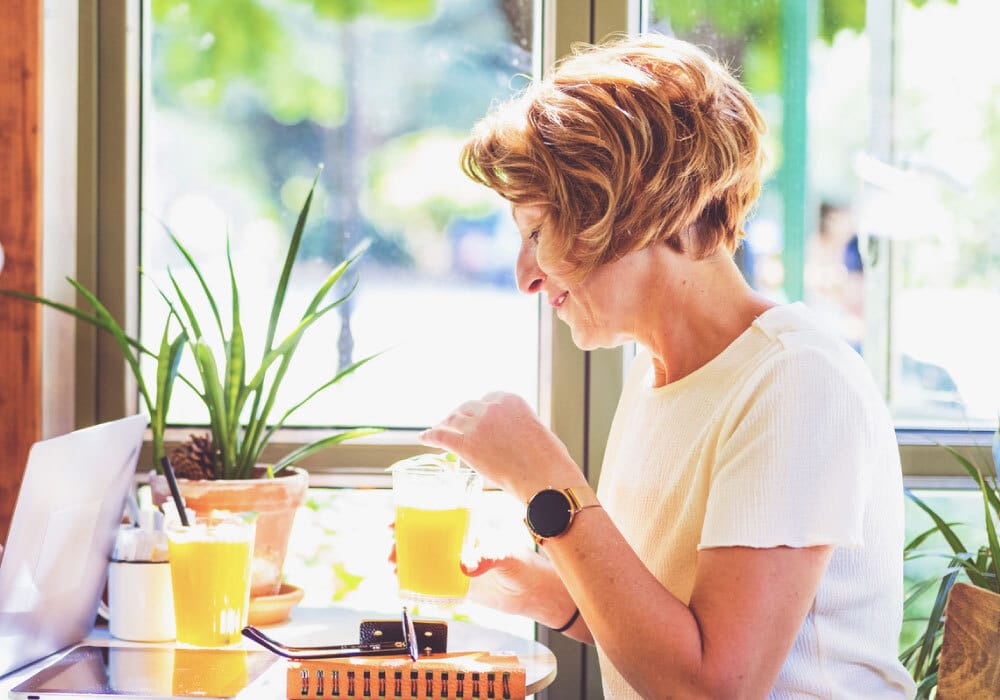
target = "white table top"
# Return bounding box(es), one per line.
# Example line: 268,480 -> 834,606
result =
2,607 -> 556,698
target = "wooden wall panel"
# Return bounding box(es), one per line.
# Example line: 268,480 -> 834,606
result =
0,0 -> 43,547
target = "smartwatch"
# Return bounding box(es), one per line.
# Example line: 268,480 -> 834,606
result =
524,486 -> 601,545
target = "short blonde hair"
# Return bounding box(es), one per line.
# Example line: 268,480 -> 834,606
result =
460,33 -> 766,282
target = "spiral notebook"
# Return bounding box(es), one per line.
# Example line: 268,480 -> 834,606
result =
287,652 -> 526,700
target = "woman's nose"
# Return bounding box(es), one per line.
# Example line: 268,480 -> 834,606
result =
515,244 -> 545,294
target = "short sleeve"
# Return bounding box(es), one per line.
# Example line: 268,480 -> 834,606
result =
699,347 -> 876,550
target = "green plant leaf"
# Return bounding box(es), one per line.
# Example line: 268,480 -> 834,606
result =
914,671 -> 938,700
945,445 -> 1000,517
193,339 -> 232,475
262,352 -> 383,443
905,523 -> 960,553
906,490 -> 971,559
301,238 -> 371,318
238,287 -> 358,471
912,563 -> 959,680
223,235 -> 246,440
0,287 -> 155,356
904,573 -> 954,610
269,427 -> 383,475
905,487 -> 991,587
975,470 -> 1000,592
167,268 -> 204,340
152,319 -> 187,468
263,167 -> 322,356
163,227 -> 225,341
242,169 -> 327,470
66,279 -> 153,415
239,287 -> 356,423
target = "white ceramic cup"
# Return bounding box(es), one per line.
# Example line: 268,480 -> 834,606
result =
98,560 -> 176,642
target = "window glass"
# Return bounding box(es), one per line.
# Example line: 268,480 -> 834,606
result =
141,0 -> 538,429
644,2 -> 871,330
881,0 -> 1000,428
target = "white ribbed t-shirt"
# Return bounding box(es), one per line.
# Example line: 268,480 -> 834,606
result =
596,303 -> 916,699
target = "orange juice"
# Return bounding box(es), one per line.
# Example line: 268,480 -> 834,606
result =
167,517 -> 254,647
172,648 -> 248,697
395,505 -> 471,600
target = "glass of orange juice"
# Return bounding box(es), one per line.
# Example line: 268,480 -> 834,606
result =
165,512 -> 255,647
391,453 -> 482,605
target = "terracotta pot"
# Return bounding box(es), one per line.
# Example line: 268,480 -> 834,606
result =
149,466 -> 308,598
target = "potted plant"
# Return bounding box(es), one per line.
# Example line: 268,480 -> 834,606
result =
0,171 -> 381,600
900,429 -> 1000,698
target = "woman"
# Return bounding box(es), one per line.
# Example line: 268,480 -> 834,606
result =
420,34 -> 915,698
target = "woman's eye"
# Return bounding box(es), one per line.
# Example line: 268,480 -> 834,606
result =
528,228 -> 540,242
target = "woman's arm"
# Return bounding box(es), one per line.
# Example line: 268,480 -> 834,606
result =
543,504 -> 831,698
421,392 -> 832,698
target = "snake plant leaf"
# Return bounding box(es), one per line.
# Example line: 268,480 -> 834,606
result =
239,286 -> 360,469
269,427 -> 383,475
224,235 -> 246,434
0,287 -> 154,356
154,318 -> 186,421
193,339 -> 233,473
258,352 -> 384,450
164,228 -> 225,342
167,268 -> 204,340
67,278 -> 152,412
243,289 -> 355,395
152,321 -> 187,465
302,238 -> 371,317
263,167 -> 322,356
146,275 -> 207,400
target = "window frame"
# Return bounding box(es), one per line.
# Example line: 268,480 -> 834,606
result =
68,1 -> 991,698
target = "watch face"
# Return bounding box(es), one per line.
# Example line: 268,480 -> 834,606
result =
527,489 -> 573,538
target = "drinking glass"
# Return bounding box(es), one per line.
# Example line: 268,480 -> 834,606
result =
166,512 -> 255,647
390,454 -> 482,605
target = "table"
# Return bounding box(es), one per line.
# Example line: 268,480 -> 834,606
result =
1,607 -> 556,698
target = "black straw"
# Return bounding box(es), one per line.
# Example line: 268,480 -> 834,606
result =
160,456 -> 190,527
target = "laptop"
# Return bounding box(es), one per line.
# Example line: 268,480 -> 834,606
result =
0,414 -> 146,678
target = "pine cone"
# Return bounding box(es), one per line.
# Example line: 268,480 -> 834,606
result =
169,433 -> 218,480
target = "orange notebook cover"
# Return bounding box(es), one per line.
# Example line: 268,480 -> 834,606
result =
287,652 -> 526,699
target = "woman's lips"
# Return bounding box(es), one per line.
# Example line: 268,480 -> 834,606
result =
551,291 -> 569,307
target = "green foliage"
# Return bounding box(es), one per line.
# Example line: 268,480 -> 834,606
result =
0,174 -> 382,479
151,0 -> 435,119
651,0 -> 951,92
901,443 -> 1000,698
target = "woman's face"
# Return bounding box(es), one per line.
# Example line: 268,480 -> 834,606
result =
512,204 -> 646,351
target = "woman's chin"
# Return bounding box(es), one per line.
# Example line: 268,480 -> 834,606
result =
567,324 -> 617,351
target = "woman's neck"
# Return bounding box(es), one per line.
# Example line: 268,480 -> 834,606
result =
640,249 -> 774,387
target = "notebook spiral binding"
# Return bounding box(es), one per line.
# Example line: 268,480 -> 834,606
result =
288,653 -> 526,700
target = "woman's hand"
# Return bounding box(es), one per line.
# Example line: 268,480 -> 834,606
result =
463,549 -> 587,640
419,392 -> 585,503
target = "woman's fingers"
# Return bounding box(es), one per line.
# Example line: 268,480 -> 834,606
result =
461,555 -> 511,577
418,426 -> 464,452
